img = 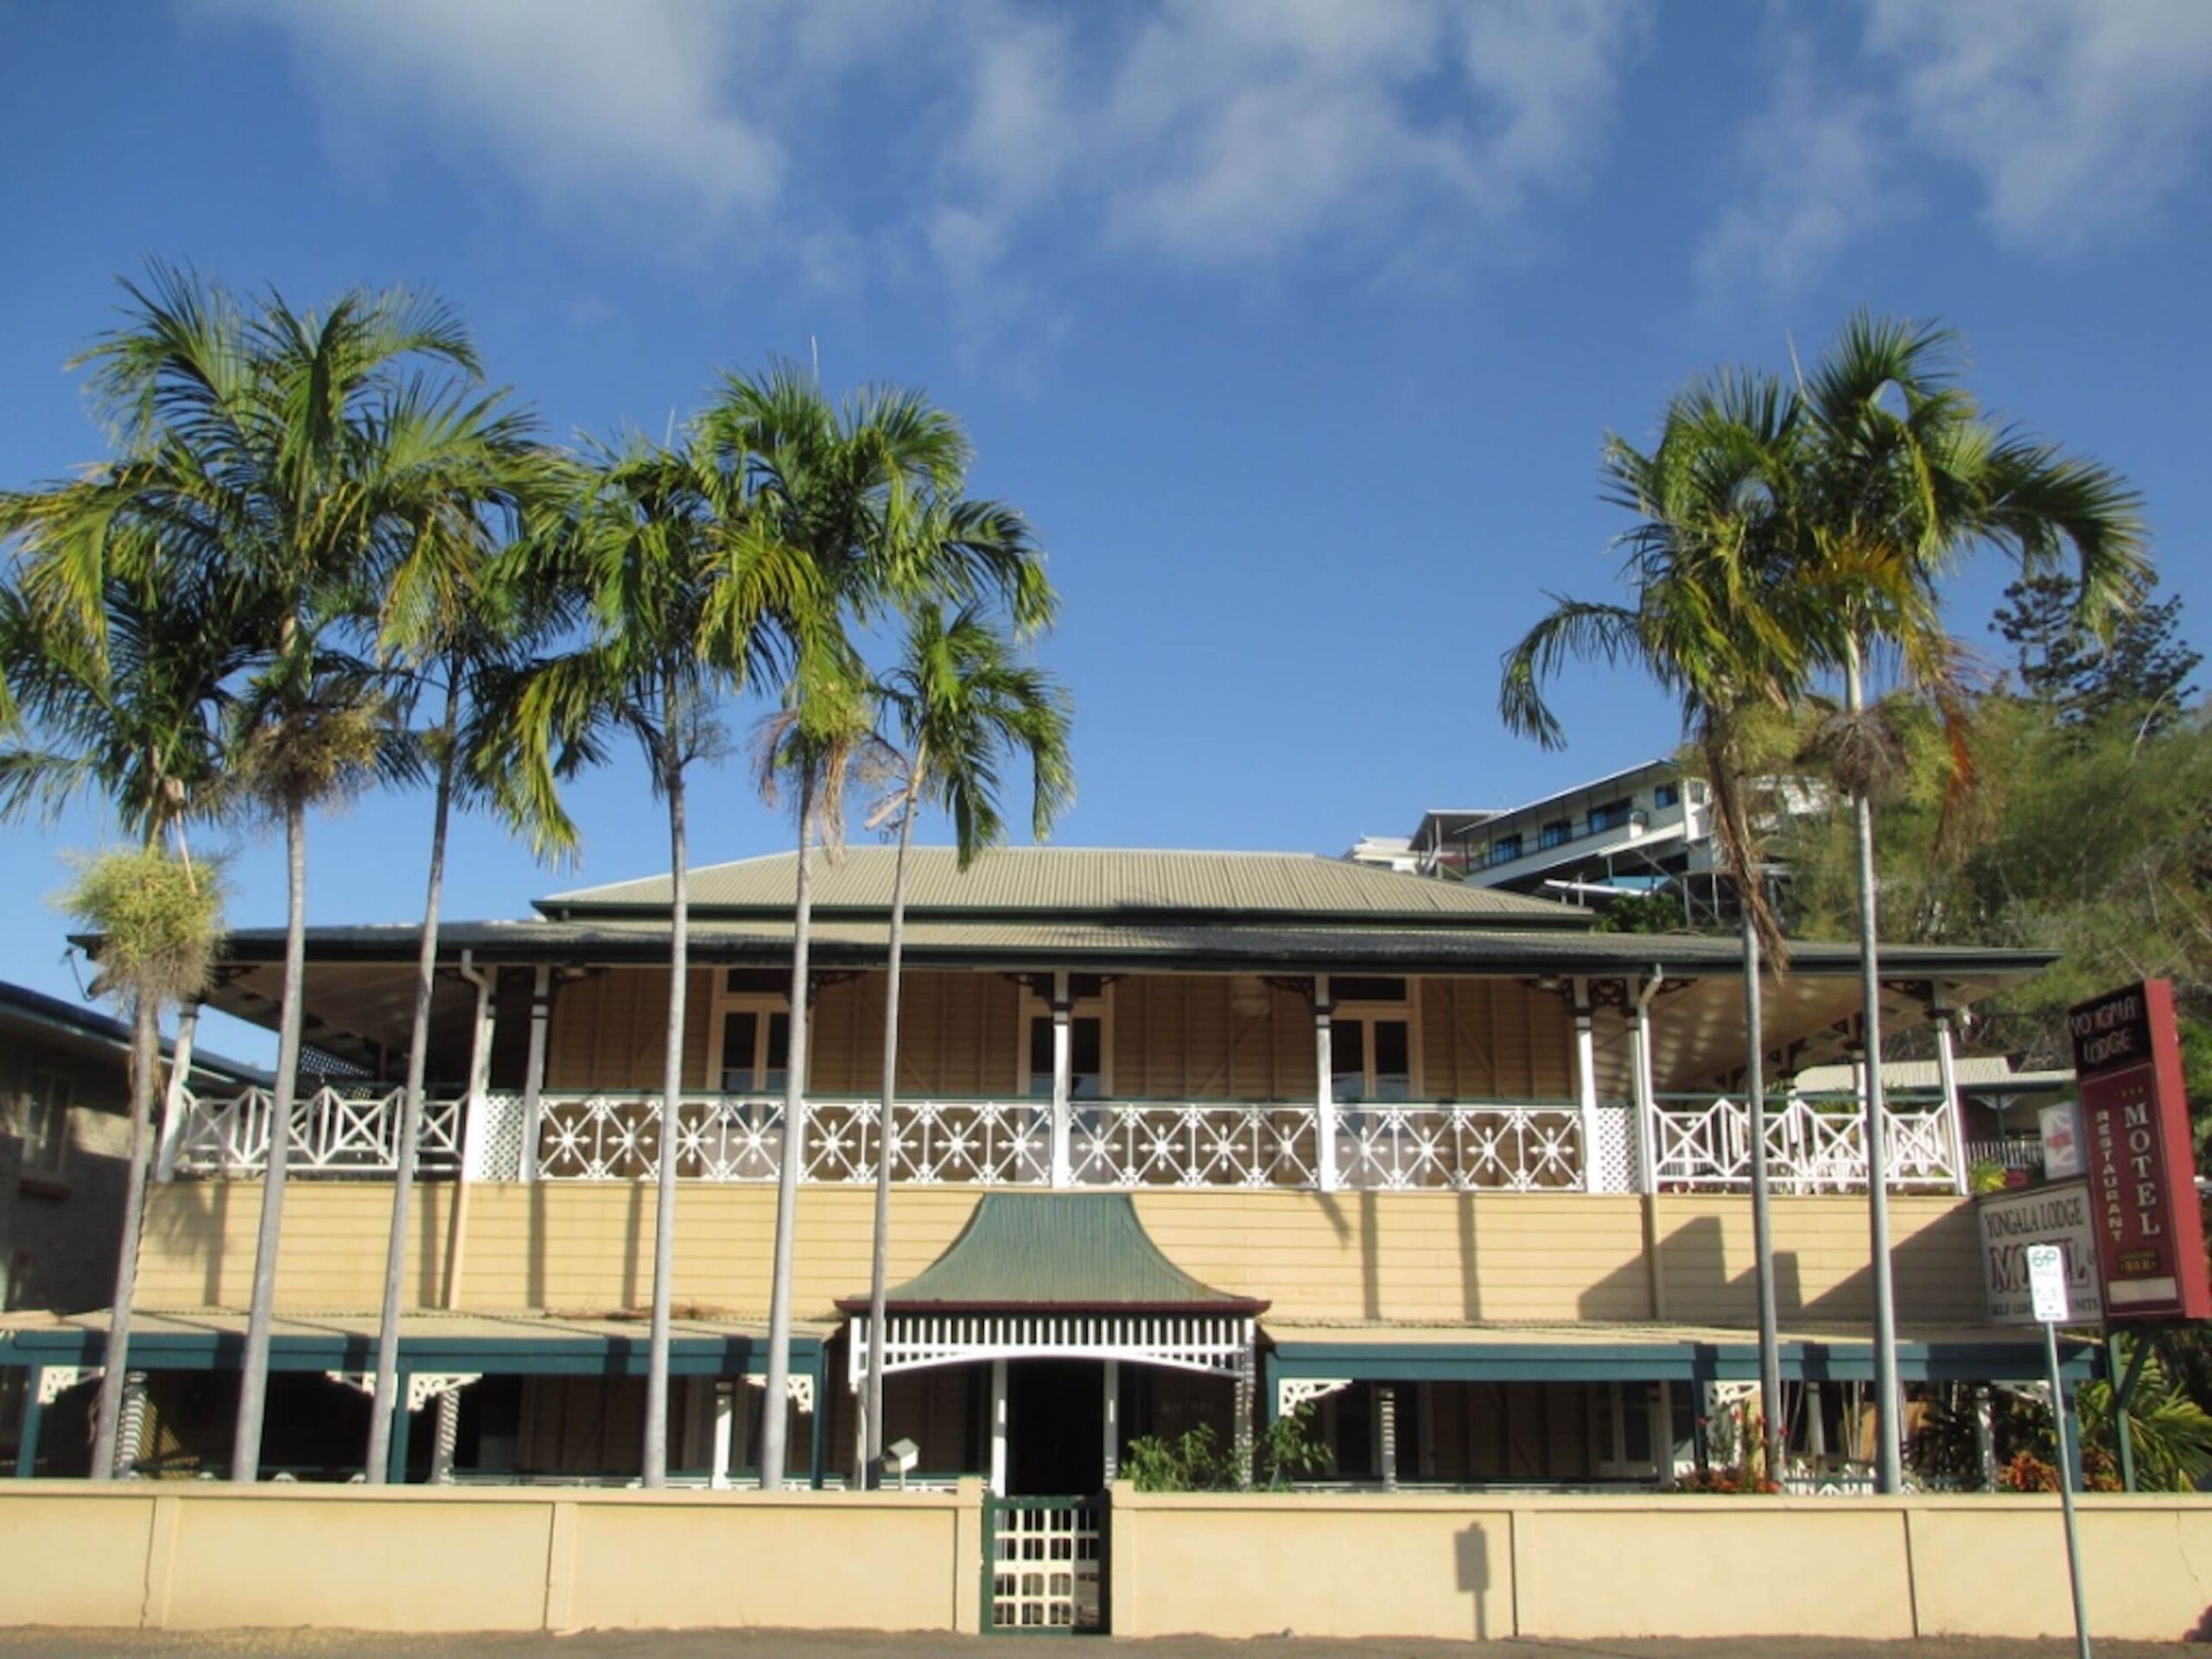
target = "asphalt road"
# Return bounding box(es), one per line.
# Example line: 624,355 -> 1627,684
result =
0,1634 -> 2192,1657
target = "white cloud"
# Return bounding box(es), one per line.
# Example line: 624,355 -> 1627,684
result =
202,0 -> 792,218
1866,0 -> 2212,248
1697,32 -> 1890,299
1703,0 -> 2212,297
210,0 -> 1650,342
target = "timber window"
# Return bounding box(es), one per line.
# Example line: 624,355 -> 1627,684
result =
714,1007 -> 791,1094
1026,1014 -> 1103,1100
18,1073 -> 69,1180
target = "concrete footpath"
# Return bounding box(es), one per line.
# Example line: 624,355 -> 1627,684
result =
0,1634 -> 2193,1657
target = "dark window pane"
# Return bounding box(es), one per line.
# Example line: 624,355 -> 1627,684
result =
1071,1017 -> 1103,1100
1332,1019 -> 1366,1104
720,1011 -> 758,1091
1068,975 -> 1104,1001
763,1014 -> 790,1093
724,969 -> 786,995
1028,1018 -> 1055,1096
1372,1020 -> 1411,1102
1332,976 -> 1406,1003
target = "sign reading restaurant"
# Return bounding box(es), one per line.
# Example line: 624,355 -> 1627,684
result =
2067,979 -> 2212,1323
1978,1179 -> 2103,1325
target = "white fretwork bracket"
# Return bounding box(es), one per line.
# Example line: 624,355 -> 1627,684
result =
747,1372 -> 815,1414
323,1371 -> 481,1413
1277,1376 -> 1352,1414
36,1365 -> 101,1406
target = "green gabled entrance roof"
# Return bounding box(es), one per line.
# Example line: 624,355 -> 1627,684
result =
840,1193 -> 1267,1313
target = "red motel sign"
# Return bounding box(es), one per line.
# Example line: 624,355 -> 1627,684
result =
2068,980 -> 2211,1324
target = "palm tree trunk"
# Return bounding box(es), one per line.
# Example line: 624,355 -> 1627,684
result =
366,674 -> 461,1484
1741,902 -> 1782,1479
233,792 -> 308,1481
642,745 -> 690,1487
1844,636 -> 1904,1493
89,988 -> 162,1478
761,767 -> 817,1491
864,771 -> 921,1488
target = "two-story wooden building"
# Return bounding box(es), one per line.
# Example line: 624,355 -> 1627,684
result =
0,848 -> 2073,1487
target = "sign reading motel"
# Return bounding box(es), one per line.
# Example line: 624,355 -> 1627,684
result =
2067,979 -> 2212,1324
1978,1179 -> 2103,1325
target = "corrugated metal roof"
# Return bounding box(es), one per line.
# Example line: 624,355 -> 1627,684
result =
852,1192 -> 1262,1310
537,847 -> 1581,924
208,914 -> 2055,982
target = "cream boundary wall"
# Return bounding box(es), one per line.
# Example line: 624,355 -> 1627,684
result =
6,1484 -> 2209,1641
0,1482 -> 984,1634
1109,1490 -> 2212,1643
133,1185 -> 1982,1325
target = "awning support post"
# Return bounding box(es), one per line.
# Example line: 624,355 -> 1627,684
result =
1313,976 -> 1338,1192
386,1375 -> 413,1484
15,1368 -> 41,1478
810,1345 -> 829,1491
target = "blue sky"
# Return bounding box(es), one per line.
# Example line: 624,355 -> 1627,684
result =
2,0 -> 2208,1064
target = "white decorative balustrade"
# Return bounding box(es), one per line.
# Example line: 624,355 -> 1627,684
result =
1070,1103 -> 1319,1189
165,1085 -> 1962,1194
1650,1091 -> 1961,1193
1333,1103 -> 1584,1191
167,1085 -> 463,1177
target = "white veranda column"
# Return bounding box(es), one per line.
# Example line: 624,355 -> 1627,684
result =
1572,976 -> 1600,1192
1102,1358 -> 1120,1484
156,1001 -> 201,1183
457,954 -> 500,1179
518,965 -> 551,1182
1930,993 -> 1968,1197
712,1379 -> 735,1490
990,1357 -> 1009,1497
1049,970 -> 1073,1188
1630,979 -> 1659,1195
1313,976 -> 1338,1192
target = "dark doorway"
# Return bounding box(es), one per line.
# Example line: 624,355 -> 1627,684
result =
1007,1360 -> 1103,1496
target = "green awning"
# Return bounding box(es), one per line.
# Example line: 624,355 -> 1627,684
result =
840,1193 -> 1267,1313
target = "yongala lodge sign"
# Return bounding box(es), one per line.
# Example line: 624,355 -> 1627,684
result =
2068,980 -> 2211,1323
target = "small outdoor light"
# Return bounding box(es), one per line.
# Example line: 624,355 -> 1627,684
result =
887,1438 -> 920,1491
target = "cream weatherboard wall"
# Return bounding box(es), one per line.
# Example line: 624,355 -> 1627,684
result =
132,1183 -> 1983,1326
537,967 -> 1582,1103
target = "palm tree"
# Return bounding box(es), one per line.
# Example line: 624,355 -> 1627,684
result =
359,395 -> 565,1484
1783,314 -> 2146,1491
1,264 -> 482,1479
705,368 -> 1056,1489
860,602 -> 1071,1485
1500,368 -> 1814,1478
486,435 -> 808,1485
0,561 -> 242,1476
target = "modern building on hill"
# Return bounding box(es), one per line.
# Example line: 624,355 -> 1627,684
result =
0,848 -> 2077,1498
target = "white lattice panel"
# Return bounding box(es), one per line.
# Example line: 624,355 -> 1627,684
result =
990,1500 -> 1103,1631
1592,1103 -> 1637,1192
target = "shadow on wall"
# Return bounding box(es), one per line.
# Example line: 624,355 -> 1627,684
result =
1574,1203 -> 1977,1327
1454,1521 -> 1494,1641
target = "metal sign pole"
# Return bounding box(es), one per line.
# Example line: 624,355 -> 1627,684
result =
2030,1243 -> 2092,1659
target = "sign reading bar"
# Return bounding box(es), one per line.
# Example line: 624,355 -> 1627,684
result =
1978,1179 -> 2103,1325
2068,979 -> 2212,1323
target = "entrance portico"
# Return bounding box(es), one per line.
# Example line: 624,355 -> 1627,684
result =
842,1192 -> 1265,1494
